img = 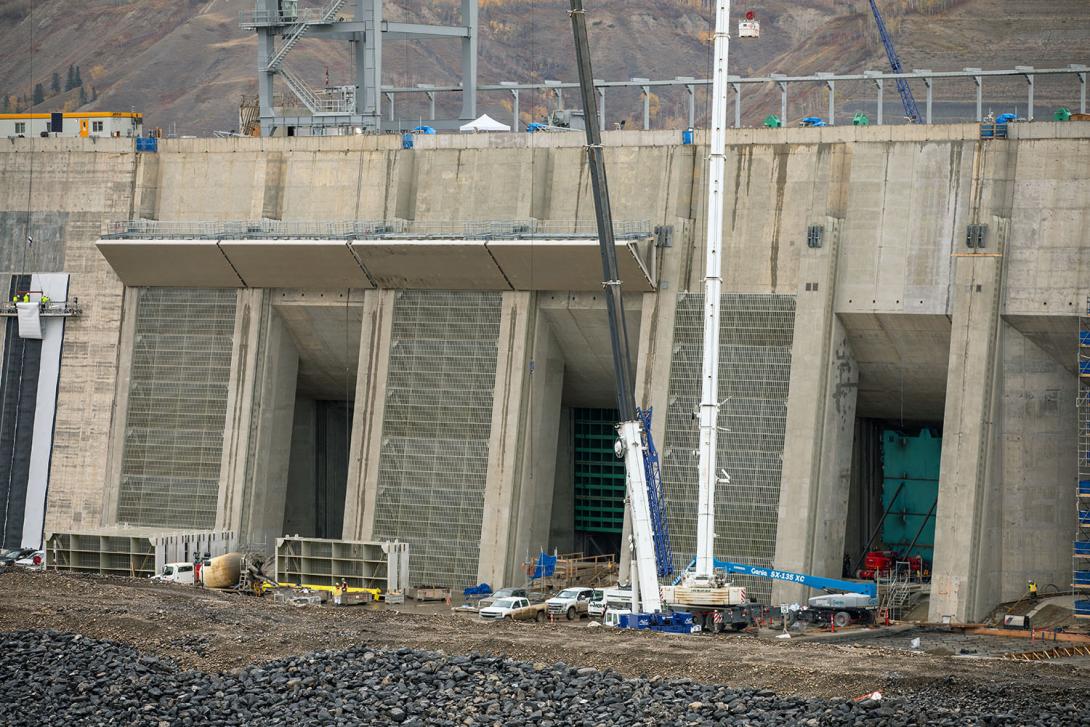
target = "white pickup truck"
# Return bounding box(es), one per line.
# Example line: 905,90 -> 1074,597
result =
546,587 -> 595,620
479,597 -> 547,622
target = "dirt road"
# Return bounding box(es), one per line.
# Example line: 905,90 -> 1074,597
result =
2,568 -> 1087,702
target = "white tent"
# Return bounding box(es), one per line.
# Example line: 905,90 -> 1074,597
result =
459,114 -> 511,132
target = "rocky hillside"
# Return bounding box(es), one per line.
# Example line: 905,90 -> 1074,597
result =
0,0 -> 1086,134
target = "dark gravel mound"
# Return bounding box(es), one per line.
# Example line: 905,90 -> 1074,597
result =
0,630 -> 1084,726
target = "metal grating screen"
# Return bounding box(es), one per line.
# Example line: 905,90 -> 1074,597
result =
573,408 -> 625,534
116,288 -> 237,529
661,293 -> 796,603
372,291 -> 501,588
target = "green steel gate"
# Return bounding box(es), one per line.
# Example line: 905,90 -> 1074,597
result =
573,408 -> 625,534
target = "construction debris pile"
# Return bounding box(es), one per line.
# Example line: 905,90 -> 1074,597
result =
2,630 -> 1086,726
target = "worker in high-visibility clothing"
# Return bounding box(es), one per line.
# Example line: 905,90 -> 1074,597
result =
21,293 -> 29,303
1028,580 -> 1038,600
40,294 -> 49,308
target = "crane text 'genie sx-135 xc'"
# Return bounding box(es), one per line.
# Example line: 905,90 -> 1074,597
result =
569,0 -> 878,634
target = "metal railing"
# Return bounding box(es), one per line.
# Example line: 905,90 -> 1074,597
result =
102,219 -> 653,241
381,64 -> 1088,130
240,8 -> 327,30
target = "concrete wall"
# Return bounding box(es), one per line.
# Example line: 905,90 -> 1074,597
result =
6,123 -> 1089,619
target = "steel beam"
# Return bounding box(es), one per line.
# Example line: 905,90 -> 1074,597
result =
460,0 -> 477,119
731,82 -> 741,128
383,21 -> 469,37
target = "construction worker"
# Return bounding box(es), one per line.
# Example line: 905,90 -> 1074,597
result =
1028,580 -> 1038,600
40,294 -> 49,308
10,294 -> 17,304
21,293 -> 29,303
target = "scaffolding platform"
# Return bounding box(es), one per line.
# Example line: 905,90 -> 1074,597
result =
1075,297 -> 1090,616
0,301 -> 82,318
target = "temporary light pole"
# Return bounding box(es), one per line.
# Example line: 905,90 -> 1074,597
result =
694,0 -> 732,580
568,0 -> 662,614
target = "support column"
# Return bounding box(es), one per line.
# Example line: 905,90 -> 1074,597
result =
929,253 -> 1005,623
257,0 -> 278,136
99,288 -> 141,526
357,0 -> 382,128
773,218 -> 858,604
216,291 -> 300,550
477,287 -> 545,584
343,289 -> 396,540
510,303 -> 564,573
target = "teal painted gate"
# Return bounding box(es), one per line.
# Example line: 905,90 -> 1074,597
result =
881,428 -> 941,562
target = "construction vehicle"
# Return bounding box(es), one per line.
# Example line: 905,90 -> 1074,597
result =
702,560 -> 879,628
151,562 -> 196,585
546,587 -> 595,621
567,0 -> 676,628
569,0 -> 764,634
479,597 -> 548,622
569,1 -> 882,636
653,0 -> 764,632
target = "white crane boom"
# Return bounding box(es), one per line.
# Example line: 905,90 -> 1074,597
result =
694,0 -> 731,579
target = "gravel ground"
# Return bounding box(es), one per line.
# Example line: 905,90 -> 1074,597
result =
2,568 -> 1089,724
2,629 -> 1087,726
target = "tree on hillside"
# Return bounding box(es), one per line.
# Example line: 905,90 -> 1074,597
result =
90,86 -> 97,102
79,86 -> 87,106
66,65 -> 77,91
75,66 -> 82,87
33,83 -> 44,105
1,96 -> 8,113
51,72 -> 61,95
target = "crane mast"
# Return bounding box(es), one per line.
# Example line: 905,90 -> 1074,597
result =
694,0 -> 731,580
868,0 -> 922,123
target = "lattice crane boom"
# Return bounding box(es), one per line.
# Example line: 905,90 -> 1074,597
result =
868,0 -> 922,123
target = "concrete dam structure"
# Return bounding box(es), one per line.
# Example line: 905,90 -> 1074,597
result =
1,122 -> 1088,623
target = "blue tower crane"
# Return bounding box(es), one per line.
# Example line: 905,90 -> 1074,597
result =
868,0 -> 922,123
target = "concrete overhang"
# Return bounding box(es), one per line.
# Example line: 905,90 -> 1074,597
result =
218,240 -> 373,289
97,237 -> 657,292
485,239 -> 655,292
95,239 -> 242,287
350,240 -> 510,290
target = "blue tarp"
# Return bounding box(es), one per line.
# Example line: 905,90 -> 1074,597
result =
532,551 -> 557,579
412,125 -> 436,134
463,583 -> 492,597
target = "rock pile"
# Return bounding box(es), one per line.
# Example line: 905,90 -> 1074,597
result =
0,630 -> 1082,725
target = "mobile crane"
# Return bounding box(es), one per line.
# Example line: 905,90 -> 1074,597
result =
567,0 -> 674,620
570,0 -> 877,635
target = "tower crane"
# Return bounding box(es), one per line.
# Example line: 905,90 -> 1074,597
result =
868,0 -> 922,123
